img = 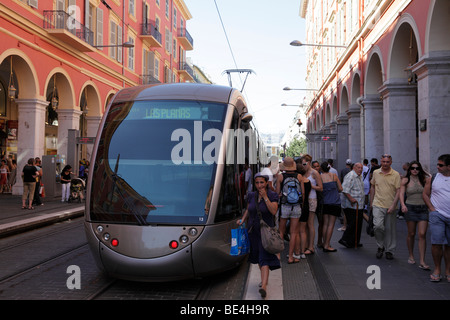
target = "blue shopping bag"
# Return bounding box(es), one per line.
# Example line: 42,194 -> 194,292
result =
230,224 -> 250,256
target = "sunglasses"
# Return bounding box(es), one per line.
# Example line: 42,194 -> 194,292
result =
410,166 -> 419,171
437,163 -> 446,167
381,154 -> 392,159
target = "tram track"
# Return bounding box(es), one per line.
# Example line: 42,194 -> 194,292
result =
0,243 -> 88,284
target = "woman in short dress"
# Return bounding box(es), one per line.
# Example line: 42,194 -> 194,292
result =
238,173 -> 280,299
320,162 -> 343,252
399,160 -> 430,270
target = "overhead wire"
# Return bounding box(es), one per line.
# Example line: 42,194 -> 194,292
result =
212,0 -> 253,114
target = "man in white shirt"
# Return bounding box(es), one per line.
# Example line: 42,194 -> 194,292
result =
423,154 -> 450,282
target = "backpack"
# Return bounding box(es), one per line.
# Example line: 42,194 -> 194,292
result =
281,173 -> 302,205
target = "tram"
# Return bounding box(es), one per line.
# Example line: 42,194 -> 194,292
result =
84,83 -> 267,281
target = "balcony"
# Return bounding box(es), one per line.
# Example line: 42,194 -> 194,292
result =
140,21 -> 162,48
177,28 -> 194,51
179,62 -> 195,82
43,10 -> 94,52
140,74 -> 161,85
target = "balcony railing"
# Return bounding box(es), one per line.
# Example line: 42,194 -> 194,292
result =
177,28 -> 194,50
140,74 -> 161,85
179,62 -> 195,81
43,10 -> 94,49
140,21 -> 162,47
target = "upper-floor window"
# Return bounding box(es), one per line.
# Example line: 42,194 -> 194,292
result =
110,20 -> 122,62
173,8 -> 177,29
165,0 -> 169,18
128,0 -> 135,17
128,36 -> 134,70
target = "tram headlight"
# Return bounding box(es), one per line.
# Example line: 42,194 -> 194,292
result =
103,233 -> 110,241
96,225 -> 104,233
188,228 -> 198,236
180,235 -> 189,244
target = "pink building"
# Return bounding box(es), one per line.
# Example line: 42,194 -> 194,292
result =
0,0 -> 194,194
299,0 -> 450,173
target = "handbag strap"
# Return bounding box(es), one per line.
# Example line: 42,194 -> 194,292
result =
254,193 -> 263,220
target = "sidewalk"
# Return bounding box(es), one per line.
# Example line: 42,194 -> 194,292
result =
244,216 -> 450,300
0,193 -> 84,238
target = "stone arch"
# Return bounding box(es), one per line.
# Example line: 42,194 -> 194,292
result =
387,15 -> 420,81
79,81 -> 101,117
44,68 -> 75,110
325,103 -> 332,125
365,49 -> 384,96
340,86 -> 349,115
351,72 -> 361,103
0,49 -> 39,100
426,0 -> 450,53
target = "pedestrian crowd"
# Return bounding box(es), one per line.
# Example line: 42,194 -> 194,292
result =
238,153 -> 450,298
0,154 -> 89,208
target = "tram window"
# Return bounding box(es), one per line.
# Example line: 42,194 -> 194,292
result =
89,100 -> 227,225
215,108 -> 240,222
215,164 -> 240,222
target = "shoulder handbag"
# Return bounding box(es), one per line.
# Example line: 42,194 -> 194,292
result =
255,196 -> 284,254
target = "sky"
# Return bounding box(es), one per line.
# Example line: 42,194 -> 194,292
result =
184,0 -> 307,139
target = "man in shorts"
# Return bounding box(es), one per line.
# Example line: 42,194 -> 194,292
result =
423,154 -> 450,282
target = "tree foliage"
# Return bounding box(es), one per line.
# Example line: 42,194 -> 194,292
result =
286,138 -> 307,157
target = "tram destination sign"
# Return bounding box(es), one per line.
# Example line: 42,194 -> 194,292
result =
76,137 -> 96,144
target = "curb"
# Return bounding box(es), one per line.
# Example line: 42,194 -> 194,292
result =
0,206 -> 84,238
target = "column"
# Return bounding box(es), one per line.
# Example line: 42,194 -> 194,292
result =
85,115 -> 102,161
363,95 -> 384,163
57,108 -> 83,165
14,98 -> 48,195
346,103 -> 361,163
335,114 -> 348,173
414,53 -> 450,173
379,80 -> 417,172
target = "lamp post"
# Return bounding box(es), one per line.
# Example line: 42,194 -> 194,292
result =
290,40 -> 346,48
93,41 -> 134,48
283,87 -> 318,91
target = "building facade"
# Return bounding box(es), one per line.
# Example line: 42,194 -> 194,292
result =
0,0 -> 194,194
300,0 -> 450,174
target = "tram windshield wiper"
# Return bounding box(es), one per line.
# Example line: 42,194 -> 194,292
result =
110,153 -> 149,226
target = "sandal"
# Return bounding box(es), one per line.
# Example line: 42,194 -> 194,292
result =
287,258 -> 300,264
430,274 -> 441,282
304,249 -> 315,255
21,206 -> 27,209
407,258 -> 416,265
419,264 -> 430,270
27,206 -> 34,210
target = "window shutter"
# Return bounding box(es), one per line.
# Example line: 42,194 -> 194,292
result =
117,25 -> 123,62
28,0 -> 38,9
96,8 -> 103,46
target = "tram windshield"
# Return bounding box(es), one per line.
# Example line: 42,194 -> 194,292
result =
89,100 -> 227,225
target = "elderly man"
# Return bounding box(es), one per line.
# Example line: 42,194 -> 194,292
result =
370,154 -> 401,259
339,163 -> 366,248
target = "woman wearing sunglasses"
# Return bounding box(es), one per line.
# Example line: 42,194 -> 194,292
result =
399,161 -> 431,270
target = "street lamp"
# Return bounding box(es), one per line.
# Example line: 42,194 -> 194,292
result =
283,87 -> 318,91
290,40 -> 346,48
94,41 -> 134,48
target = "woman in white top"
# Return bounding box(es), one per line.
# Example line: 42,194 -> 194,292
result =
302,154 -> 323,254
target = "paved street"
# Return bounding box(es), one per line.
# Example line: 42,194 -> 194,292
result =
1,193 -> 449,301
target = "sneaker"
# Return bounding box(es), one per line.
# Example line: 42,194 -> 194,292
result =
376,247 -> 384,259
385,252 -> 394,260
